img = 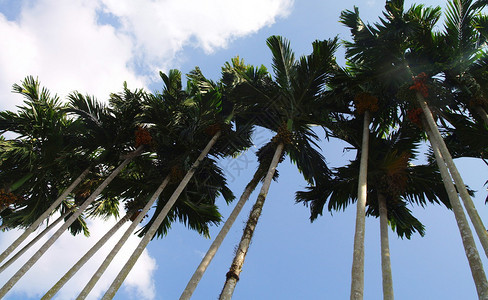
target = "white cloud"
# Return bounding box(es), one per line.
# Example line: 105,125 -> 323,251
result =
100,0 -> 293,68
0,0 -> 293,112
0,213 -> 157,300
0,0 -> 144,112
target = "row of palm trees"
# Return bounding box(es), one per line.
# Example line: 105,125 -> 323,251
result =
1,0 -> 488,299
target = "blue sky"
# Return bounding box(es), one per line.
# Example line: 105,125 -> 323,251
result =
0,0 -> 487,299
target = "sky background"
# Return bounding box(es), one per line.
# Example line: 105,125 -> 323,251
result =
0,0 -> 487,299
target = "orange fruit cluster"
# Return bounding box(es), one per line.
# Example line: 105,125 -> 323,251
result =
135,126 -> 152,147
205,123 -> 222,136
407,108 -> 423,127
353,92 -> 379,115
0,189 -> 18,208
409,72 -> 429,98
272,123 -> 293,145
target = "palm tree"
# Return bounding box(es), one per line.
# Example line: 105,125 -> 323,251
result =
405,0 -> 488,261
179,57 -> 272,300
439,0 -> 488,126
297,120 -> 451,300
219,35 -> 338,299
98,67 -> 253,299
0,77 -> 93,265
0,82 -> 147,298
339,1 -> 488,297
430,0 -> 488,257
43,69 -> 225,298
348,93 -> 374,300
332,8 -> 407,295
379,0 -> 488,261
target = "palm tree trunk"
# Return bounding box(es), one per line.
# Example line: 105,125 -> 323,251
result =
0,146 -> 143,298
42,213 -> 134,299
424,119 -> 488,299
378,193 -> 394,300
0,210 -> 71,273
473,105 -> 488,127
219,142 -> 284,300
0,166 -> 91,265
180,166 -> 264,300
100,132 -> 221,300
416,93 -> 488,258
76,174 -> 171,300
350,110 -> 370,300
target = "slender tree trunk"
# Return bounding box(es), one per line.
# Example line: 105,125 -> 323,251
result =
100,132 -> 221,300
350,111 -> 370,300
378,193 -> 394,300
42,212 -> 134,299
180,167 -> 264,300
219,142 -> 284,300
473,105 -> 488,127
0,166 -> 91,265
0,146 -> 143,298
76,174 -> 171,300
416,93 -> 488,258
424,118 -> 488,299
0,210 -> 71,273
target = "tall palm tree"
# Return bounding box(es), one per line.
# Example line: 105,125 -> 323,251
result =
406,0 -> 488,259
332,8 -> 407,295
386,0 -> 488,260
219,35 -> 338,299
98,68 -> 253,299
339,1 -> 488,297
297,120 -> 451,300
0,82 -> 148,298
180,57 -> 271,300
441,0 -> 488,248
0,77 -> 93,265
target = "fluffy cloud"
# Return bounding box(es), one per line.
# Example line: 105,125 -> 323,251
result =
0,213 -> 157,300
100,0 -> 293,68
0,0 -> 293,111
0,0 -> 142,112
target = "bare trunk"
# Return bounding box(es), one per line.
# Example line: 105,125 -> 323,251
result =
0,166 -> 91,265
41,212 -> 135,299
76,174 -> 171,300
424,118 -> 488,299
180,167 -> 263,300
417,93 -> 488,258
350,111 -> 370,300
0,147 -> 143,298
219,142 -> 284,300
100,132 -> 221,300
0,210 -> 71,273
378,193 -> 394,300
